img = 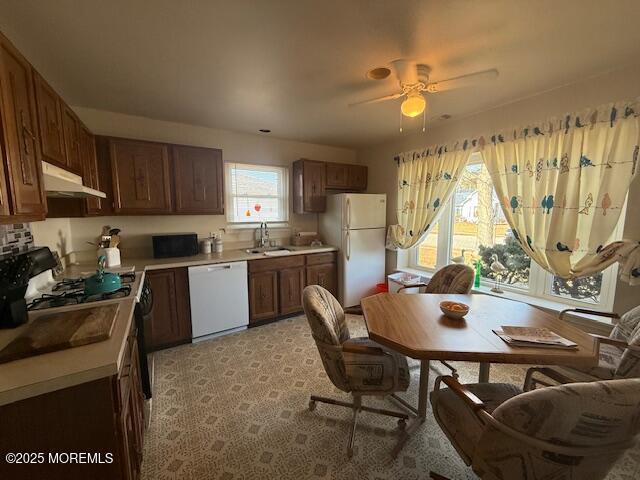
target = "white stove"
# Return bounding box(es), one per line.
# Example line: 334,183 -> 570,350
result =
25,267 -> 137,311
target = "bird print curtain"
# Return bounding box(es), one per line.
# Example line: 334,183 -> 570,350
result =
387,142 -> 473,249
481,101 -> 640,284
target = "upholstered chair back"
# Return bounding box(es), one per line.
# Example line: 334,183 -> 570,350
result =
425,264 -> 474,294
473,378 -> 640,480
614,305 -> 640,378
302,285 -> 351,392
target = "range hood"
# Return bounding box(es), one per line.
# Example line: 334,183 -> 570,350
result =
42,161 -> 106,199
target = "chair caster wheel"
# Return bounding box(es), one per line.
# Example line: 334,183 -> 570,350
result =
397,419 -> 407,430
308,400 -> 316,411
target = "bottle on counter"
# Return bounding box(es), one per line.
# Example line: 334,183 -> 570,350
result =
201,234 -> 213,254
214,230 -> 224,253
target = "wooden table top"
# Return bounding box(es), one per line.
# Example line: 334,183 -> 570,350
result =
362,293 -> 598,367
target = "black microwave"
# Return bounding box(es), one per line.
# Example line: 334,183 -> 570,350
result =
152,233 -> 199,258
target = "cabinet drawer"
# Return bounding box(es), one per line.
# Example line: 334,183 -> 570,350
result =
305,252 -> 337,266
248,255 -> 305,273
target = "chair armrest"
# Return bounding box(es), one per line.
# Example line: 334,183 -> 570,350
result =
342,341 -> 385,356
526,366 -> 575,386
344,305 -> 363,315
590,333 -> 628,349
397,283 -> 429,292
559,308 -> 620,322
441,375 -> 486,411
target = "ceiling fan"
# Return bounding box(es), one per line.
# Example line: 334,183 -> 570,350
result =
349,59 -> 499,121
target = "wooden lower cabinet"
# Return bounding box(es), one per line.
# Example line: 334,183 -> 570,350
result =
306,263 -> 338,297
249,270 -> 278,323
0,321 -> 145,480
248,252 -> 337,325
279,267 -> 305,315
145,268 -> 192,351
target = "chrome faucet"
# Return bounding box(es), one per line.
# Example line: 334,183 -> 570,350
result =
257,222 -> 269,248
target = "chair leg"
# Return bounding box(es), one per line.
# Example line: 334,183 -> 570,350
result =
347,396 -> 361,458
429,472 -> 451,480
308,393 -> 409,458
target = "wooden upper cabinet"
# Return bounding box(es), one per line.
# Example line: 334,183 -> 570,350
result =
348,164 -> 367,190
33,71 -> 66,168
172,145 -> 224,214
110,138 -> 172,214
0,33 -> 46,219
326,162 -> 349,189
293,159 -> 326,214
79,126 -> 101,215
61,105 -> 82,174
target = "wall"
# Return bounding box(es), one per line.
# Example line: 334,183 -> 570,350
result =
358,63 -> 640,312
32,108 -> 357,256
0,223 -> 34,257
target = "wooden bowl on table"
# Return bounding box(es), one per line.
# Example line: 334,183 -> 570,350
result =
439,300 -> 469,319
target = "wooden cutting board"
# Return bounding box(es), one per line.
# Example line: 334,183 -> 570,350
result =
0,303 -> 120,364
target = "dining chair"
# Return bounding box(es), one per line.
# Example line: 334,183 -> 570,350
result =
397,264 -> 474,294
524,305 -> 640,390
302,285 -> 410,457
429,375 -> 640,480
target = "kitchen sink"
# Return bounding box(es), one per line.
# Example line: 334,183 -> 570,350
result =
245,246 -> 291,254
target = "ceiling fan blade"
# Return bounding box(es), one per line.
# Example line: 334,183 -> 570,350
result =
390,59 -> 418,86
426,69 -> 498,93
349,92 -> 404,107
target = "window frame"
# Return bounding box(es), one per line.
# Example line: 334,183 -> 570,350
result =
224,162 -> 290,225
409,152 -> 624,313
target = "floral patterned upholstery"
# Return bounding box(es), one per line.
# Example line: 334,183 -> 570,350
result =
423,264 -> 474,294
432,377 -> 640,480
530,305 -> 640,384
302,285 -> 410,395
430,382 -> 523,463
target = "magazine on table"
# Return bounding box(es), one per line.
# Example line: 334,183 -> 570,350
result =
493,326 -> 578,349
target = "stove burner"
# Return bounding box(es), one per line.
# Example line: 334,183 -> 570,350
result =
53,278 -> 85,292
119,272 -> 136,283
85,285 -> 132,303
28,281 -> 134,310
28,291 -> 85,310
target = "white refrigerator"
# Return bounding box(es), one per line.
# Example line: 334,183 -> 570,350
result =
319,193 -> 386,307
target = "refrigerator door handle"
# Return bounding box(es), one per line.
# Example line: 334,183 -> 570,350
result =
346,230 -> 351,261
346,197 -> 351,230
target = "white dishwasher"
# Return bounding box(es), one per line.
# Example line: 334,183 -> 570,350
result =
188,261 -> 249,340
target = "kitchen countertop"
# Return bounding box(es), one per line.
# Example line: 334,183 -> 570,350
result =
0,245 -> 337,407
0,272 -> 144,407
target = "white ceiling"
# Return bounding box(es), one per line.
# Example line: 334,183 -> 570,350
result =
1,0 -> 640,148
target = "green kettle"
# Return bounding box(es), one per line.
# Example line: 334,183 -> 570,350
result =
84,255 -> 122,296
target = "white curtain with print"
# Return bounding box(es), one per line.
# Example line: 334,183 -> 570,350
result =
481,101 -> 640,284
387,142 -> 474,249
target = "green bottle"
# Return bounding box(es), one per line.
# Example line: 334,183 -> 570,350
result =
474,259 -> 481,288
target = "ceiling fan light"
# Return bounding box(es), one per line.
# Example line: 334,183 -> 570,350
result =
401,93 -> 426,118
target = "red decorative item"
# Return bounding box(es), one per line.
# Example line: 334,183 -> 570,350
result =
254,204 -> 262,212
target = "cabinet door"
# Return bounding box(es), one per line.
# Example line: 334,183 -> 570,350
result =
306,263 -> 338,297
278,267 -> 304,315
303,160 -> 326,212
0,34 -> 46,218
79,126 -> 101,214
326,162 -> 348,189
145,268 -> 192,350
110,138 -> 172,214
33,71 -> 66,168
173,145 -> 224,214
249,271 -> 278,323
348,164 -> 367,190
62,106 -> 82,174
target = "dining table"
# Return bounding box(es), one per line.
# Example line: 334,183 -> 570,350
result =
360,292 -> 599,455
